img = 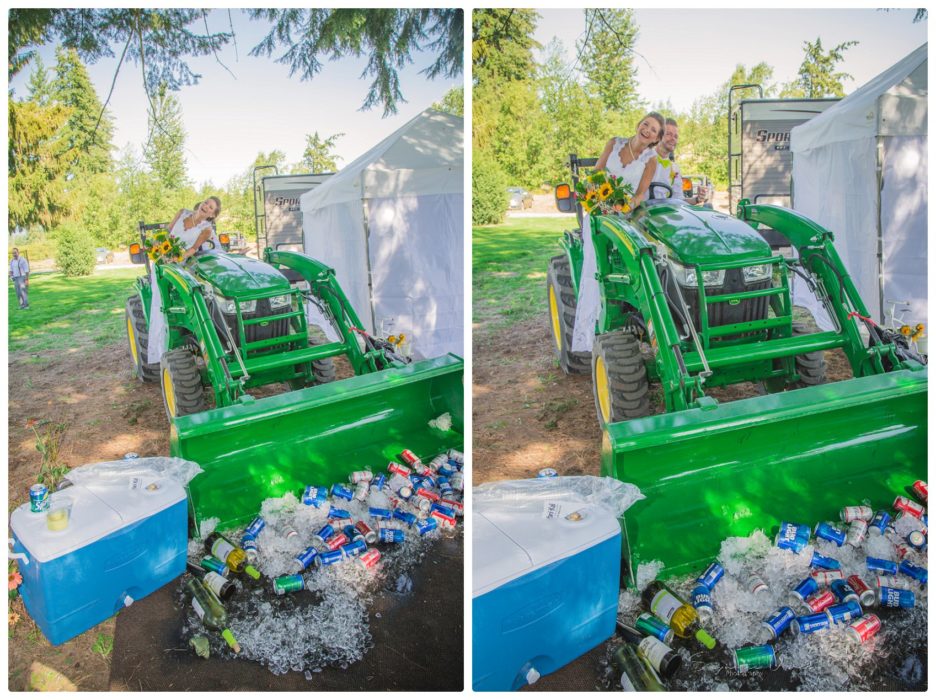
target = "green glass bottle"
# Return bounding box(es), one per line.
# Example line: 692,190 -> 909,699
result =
641,580 -> 717,650
204,532 -> 261,579
611,643 -> 666,691
185,578 -> 241,653
616,621 -> 682,680
187,560 -> 236,602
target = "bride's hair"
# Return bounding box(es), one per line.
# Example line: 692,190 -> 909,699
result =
192,196 -> 222,222
639,112 -> 666,146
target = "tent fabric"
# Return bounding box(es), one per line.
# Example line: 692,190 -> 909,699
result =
791,44 -> 927,329
300,109 -> 464,358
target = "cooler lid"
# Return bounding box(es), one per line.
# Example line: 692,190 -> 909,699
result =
79,473 -> 186,521
472,501 -> 621,598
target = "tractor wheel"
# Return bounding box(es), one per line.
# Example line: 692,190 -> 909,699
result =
792,321 -> 827,386
312,358 -> 337,384
160,348 -> 207,420
125,295 -> 159,382
547,255 -> 591,375
591,330 -> 650,426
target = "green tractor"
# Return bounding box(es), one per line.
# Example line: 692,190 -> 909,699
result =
550,155 -> 927,585
126,222 -> 463,532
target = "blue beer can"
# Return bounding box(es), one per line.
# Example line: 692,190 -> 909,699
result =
869,510 -> 891,534
696,561 -> 725,590
313,524 -> 335,545
690,585 -> 714,620
865,557 -> 899,575
438,464 -> 455,477
775,521 -> 811,552
793,612 -> 832,635
343,525 -> 364,542
830,578 -> 859,604
369,507 -> 393,521
244,516 -> 266,539
371,473 -> 387,491
328,506 -> 351,520
430,503 -> 457,520
790,576 -> 819,602
340,540 -> 367,558
302,485 -> 328,507
378,528 -> 406,543
762,606 -> 796,639
809,552 -> 841,571
393,509 -> 417,527
814,521 -> 847,547
330,483 -> 353,501
294,546 -> 320,571
417,518 -> 438,536
897,559 -> 928,585
320,549 -> 344,566
878,586 -> 915,608
827,601 -> 863,625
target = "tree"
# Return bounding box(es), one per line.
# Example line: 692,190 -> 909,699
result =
578,9 -> 641,113
781,38 -> 858,99
433,86 -> 464,116
472,9 -> 540,85
25,55 -> 53,105
144,82 -> 188,190
249,9 -> 463,116
300,132 -> 344,173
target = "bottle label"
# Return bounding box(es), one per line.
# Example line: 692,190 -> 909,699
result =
192,598 -> 206,621
638,636 -> 670,671
619,673 -> 637,692
650,590 -> 681,624
204,572 -> 226,597
211,539 -> 235,563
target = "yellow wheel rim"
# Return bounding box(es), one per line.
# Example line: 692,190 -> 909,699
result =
162,368 -> 177,417
595,356 -> 611,424
127,316 -> 139,366
548,286 -> 562,352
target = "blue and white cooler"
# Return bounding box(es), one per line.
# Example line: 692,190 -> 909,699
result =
472,498 -> 622,691
9,474 -> 187,645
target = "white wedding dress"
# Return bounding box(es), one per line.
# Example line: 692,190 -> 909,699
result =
571,139 -> 655,353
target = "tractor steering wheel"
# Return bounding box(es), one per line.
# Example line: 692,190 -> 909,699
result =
648,181 -> 674,200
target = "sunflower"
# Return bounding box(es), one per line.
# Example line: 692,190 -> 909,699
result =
900,325 -> 912,336
597,183 -> 613,200
160,241 -> 172,254
915,323 -> 925,332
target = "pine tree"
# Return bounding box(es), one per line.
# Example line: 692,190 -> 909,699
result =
300,132 -> 344,173
144,82 -> 189,190
578,9 -> 641,114
25,54 -> 53,106
782,38 -> 859,98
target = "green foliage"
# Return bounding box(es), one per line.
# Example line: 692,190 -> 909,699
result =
472,9 -> 540,84
472,149 -> 509,225
578,9 -> 641,113
25,54 -> 52,105
433,86 -> 464,116
781,38 -> 858,98
54,222 -> 96,277
91,633 -> 114,660
250,9 -> 463,116
144,83 -> 188,190
301,132 -> 344,173
28,419 -> 70,488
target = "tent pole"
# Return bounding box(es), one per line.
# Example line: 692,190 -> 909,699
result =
875,137 -> 885,325
361,181 -> 378,334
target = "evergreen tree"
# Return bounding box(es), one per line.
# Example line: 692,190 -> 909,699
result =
781,38 -> 858,98
51,46 -> 114,177
300,132 -> 344,173
472,9 -> 540,85
578,9 -> 641,114
144,82 -> 189,190
433,86 -> 464,116
25,54 -> 53,105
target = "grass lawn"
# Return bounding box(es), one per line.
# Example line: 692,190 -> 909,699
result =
472,217 -> 575,328
7,268 -> 142,354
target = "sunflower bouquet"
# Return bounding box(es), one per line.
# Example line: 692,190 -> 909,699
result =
575,171 -> 635,215
143,229 -> 185,264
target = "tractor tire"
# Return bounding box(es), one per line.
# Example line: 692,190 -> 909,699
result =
591,330 -> 650,426
312,358 -> 337,384
125,295 -> 159,382
793,321 -> 827,386
160,348 -> 207,420
547,255 -> 591,375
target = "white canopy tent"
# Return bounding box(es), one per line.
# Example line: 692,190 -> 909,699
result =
300,109 -> 464,360
790,43 -> 927,331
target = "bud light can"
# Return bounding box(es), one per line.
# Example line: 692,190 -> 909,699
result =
357,548 -> 381,569
273,574 -> 305,595
325,533 -> 349,550
396,484 -> 413,500
762,606 -> 796,640
537,468 -> 559,478
378,528 -> 405,544
893,496 -> 925,519
437,464 -> 455,478
846,519 -> 868,547
429,454 -> 448,471
897,559 -> 927,585
912,480 -> 928,503
733,645 -> 778,673
696,562 -> 725,590
294,546 -> 320,571
413,496 -> 433,516
243,515 -> 265,539
815,521 -> 847,546
302,485 -> 328,508
870,510 -> 891,534
847,614 -> 881,644
417,518 -> 438,536
29,484 -> 49,513
840,505 -> 873,523
320,549 -> 343,566
791,576 -> 819,602
430,503 -> 457,520
775,521 -> 811,553
393,509 -> 417,527
343,525 -> 364,542
810,569 -> 844,586
878,586 -> 915,608
354,520 -> 377,544
400,449 -> 422,467
907,530 -> 926,551
636,612 -> 675,644
810,552 -> 841,571
438,481 -> 454,499
830,578 -> 859,604
866,557 -> 898,575
450,472 -> 465,492
387,461 -> 411,477
341,540 -> 367,558
827,600 -> 863,625
353,481 -> 369,502
369,507 -> 392,521
313,524 -> 335,547
331,483 -> 354,501
371,473 -> 387,491
328,506 -> 351,521
804,590 -> 836,614
447,448 -> 464,465
793,612 -> 832,635
690,586 -> 713,621
241,537 -> 258,562
846,575 -> 876,607
745,573 -> 768,595
350,470 -> 373,484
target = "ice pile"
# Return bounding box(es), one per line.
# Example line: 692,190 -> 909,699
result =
181,448 -> 465,675
615,491 -> 928,691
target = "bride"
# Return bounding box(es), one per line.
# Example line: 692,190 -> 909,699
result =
571,113 -> 664,353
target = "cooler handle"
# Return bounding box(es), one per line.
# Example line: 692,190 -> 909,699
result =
8,538 -> 29,565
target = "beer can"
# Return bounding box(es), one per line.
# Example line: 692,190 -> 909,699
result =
636,612 -> 676,644
873,574 -> 910,591
893,496 -> 925,519
313,524 -> 335,547
846,575 -> 876,607
243,516 -> 265,539
438,480 -> 454,499
911,480 -> 928,503
846,614 -> 881,643
810,569 -> 844,586
387,461 -> 411,477
430,503 -> 457,520
809,552 -> 841,571
447,449 -> 464,465
689,586 -> 713,622
878,586 -> 915,608
371,473 -> 387,491
273,574 -> 305,595
329,517 -> 353,530
437,464 -> 455,478
241,537 -> 258,562
355,520 -> 377,544
416,487 -> 440,503
804,590 -> 836,614
870,510 -> 891,534
393,509 -> 417,527
328,506 -> 351,521
340,540 -> 367,558
429,454 -> 448,471
396,485 -> 413,500
294,546 -> 320,571
450,472 -> 465,492
697,562 -> 725,590
432,511 -> 457,528
846,519 -> 868,547
377,528 -> 405,543
745,573 -> 768,595
201,556 -> 231,577
320,549 -> 344,566
343,525 -> 364,542
790,576 -> 819,602
413,496 -> 433,516
906,530 -> 926,551
775,522 -> 811,552
897,559 -> 928,585
814,521 -> 847,547
894,541 -> 911,561
400,449 -> 422,467
353,482 -> 369,502
830,578 -> 859,604
439,498 -> 464,516
762,606 -> 796,640
734,645 -> 778,673
840,505 -> 873,523
330,483 -> 353,501
369,507 -> 393,521
827,600 -> 863,625
325,533 -> 349,550
350,470 -> 373,484
302,485 -> 328,508
416,518 -> 438,536
537,468 -> 559,478
357,548 -> 381,569
29,484 -> 50,513
792,612 -> 832,635
866,557 -> 898,575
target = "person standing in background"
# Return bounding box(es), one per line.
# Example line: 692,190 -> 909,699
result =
10,247 -> 29,309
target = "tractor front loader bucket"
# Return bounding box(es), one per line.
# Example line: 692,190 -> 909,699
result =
174,355 -> 464,533
603,369 -> 927,587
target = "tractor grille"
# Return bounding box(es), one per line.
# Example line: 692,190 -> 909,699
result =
221,298 -> 290,349
682,268 -> 771,336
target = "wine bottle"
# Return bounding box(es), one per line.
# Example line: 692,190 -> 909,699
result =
611,643 -> 666,691
185,577 -> 241,653
187,560 -> 235,602
642,580 -> 717,650
616,621 -> 682,679
204,532 -> 261,579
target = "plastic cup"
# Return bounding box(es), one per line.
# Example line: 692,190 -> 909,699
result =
46,496 -> 72,531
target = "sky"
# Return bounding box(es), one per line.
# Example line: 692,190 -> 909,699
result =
8,9 -> 462,187
534,8 -> 927,114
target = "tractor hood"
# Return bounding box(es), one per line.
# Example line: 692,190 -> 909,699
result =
633,202 -> 771,265
190,253 -> 290,297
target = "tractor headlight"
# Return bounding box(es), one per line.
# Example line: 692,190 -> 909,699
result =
670,261 -> 725,287
214,290 -> 256,315
743,264 -> 773,283
269,294 -> 291,309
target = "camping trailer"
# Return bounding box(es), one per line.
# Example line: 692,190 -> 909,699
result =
252,170 -> 334,250
728,86 -> 838,245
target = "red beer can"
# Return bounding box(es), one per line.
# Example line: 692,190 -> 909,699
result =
387,461 -> 411,477
804,590 -> 836,613
357,548 -> 382,569
893,496 -> 925,519
846,575 -> 876,607
400,449 -> 422,467
846,614 -> 881,643
912,480 -> 928,503
354,520 -> 377,544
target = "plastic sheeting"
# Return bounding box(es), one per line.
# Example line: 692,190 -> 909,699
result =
473,476 -> 643,520
63,456 -> 203,488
